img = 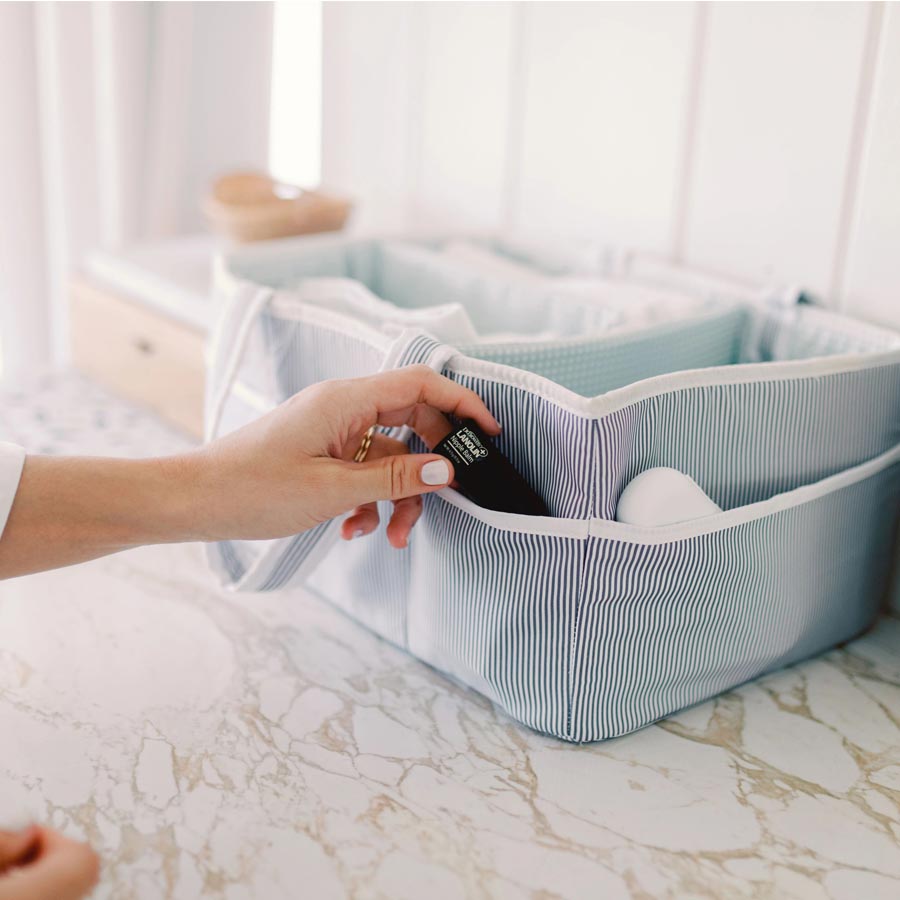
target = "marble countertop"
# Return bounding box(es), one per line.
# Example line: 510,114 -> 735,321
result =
1,373 -> 898,900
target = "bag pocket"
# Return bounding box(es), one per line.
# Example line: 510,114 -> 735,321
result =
310,488 -> 589,739
570,445 -> 900,742
593,362 -> 900,518
306,447 -> 898,742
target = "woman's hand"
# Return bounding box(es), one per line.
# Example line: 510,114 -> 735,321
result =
0,365 -> 500,579
192,364 -> 500,548
0,826 -> 99,900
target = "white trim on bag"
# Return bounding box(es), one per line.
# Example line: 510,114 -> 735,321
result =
445,345 -> 900,420
434,488 -> 590,538
268,290 -> 395,353
205,286 -> 274,442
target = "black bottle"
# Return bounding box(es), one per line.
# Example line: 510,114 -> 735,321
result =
433,419 -> 550,517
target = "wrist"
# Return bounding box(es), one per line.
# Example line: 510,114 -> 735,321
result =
150,451 -> 214,543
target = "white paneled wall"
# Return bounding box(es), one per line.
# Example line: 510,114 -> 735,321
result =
415,2 -> 516,229
322,2 -> 418,231
516,2 -> 695,251
683,2 -> 870,297
842,2 -> 900,324
322,0 -> 899,328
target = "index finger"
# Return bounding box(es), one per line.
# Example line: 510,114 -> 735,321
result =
360,366 -> 501,436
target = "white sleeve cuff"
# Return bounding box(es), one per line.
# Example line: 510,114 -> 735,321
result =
0,442 -> 26,539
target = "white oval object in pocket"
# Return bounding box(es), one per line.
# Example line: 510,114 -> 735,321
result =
615,467 -> 722,526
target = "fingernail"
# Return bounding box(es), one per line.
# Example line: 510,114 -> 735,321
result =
421,459 -> 450,485
352,529 -> 365,539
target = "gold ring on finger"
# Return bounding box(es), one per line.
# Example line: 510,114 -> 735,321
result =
353,425 -> 377,463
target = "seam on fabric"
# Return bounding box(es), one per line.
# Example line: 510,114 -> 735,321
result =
566,418 -> 599,740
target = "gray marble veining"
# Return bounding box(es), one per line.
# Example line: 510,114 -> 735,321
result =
1,372 -> 898,899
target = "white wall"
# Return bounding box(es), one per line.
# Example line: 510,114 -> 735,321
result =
322,0 -> 899,329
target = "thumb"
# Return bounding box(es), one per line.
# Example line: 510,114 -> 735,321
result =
344,453 -> 454,507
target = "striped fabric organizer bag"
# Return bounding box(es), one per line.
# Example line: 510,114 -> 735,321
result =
206,234 -> 900,742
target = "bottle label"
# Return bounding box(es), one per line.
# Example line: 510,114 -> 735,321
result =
442,426 -> 489,466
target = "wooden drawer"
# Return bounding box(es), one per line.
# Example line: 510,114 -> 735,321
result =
70,277 -> 205,439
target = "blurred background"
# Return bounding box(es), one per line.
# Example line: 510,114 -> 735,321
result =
0,0 -> 897,400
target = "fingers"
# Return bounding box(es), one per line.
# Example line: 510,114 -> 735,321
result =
340,432 -> 411,539
342,496 -> 425,549
385,495 -> 423,548
367,454 -> 453,502
342,494 -> 427,549
320,452 -> 454,525
406,405 -> 453,450
344,408 -> 452,455
354,366 -> 501,439
341,502 -> 379,539
340,432 -> 408,464
0,827 -> 99,900
309,366 -> 493,544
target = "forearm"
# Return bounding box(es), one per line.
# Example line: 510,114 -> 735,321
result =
0,454 -> 204,579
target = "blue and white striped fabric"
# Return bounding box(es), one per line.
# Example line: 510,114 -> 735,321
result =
207,235 -> 900,741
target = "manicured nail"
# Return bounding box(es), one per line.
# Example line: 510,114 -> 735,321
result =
421,459 -> 450,485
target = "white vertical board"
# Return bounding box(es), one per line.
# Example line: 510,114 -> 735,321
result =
413,2 -> 516,229
0,4 -> 51,378
94,1 -> 151,247
841,4 -> 900,330
513,2 -> 696,252
683,2 -> 869,297
34,2 -> 101,364
321,2 -> 417,231
143,3 -> 195,238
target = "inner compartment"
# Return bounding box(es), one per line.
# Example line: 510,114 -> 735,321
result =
228,236 -> 899,398
230,236 -> 715,341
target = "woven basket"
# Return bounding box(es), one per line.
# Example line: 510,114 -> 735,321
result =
203,172 -> 352,243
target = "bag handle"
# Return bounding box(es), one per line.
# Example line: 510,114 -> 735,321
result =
206,314 -> 456,591
205,282 -> 274,442
382,328 -> 457,373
